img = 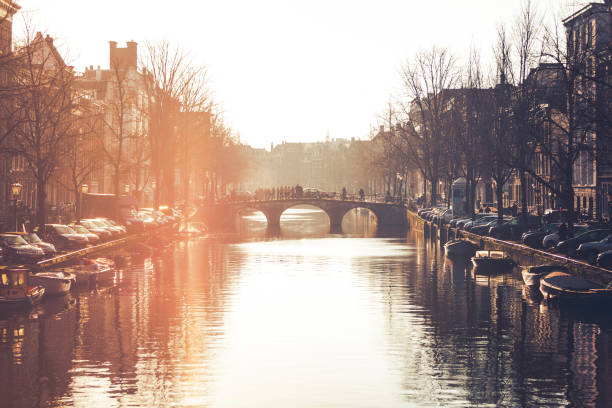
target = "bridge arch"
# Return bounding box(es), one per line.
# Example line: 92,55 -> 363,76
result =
234,206 -> 268,229
197,199 -> 406,232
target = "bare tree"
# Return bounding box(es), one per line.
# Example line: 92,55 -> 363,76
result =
507,0 -> 543,229
397,46 -> 459,206
142,41 -> 207,209
57,97 -> 103,219
459,49 -> 493,217
490,25 -> 516,222
4,28 -> 75,227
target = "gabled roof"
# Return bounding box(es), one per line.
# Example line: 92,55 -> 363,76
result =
30,32 -> 67,69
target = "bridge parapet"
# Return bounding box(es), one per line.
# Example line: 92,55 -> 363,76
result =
197,198 -> 407,231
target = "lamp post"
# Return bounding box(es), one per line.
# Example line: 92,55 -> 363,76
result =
11,182 -> 22,231
79,184 -> 88,221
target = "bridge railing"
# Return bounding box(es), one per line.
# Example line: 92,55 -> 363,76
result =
207,193 -> 408,205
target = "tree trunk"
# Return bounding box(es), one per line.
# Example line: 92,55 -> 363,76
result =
153,168 -> 161,210
519,170 -> 528,231
564,169 -> 575,237
37,179 -> 47,229
496,182 -> 504,223
430,176 -> 438,207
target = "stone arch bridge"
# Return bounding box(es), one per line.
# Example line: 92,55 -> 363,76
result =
197,199 -> 407,232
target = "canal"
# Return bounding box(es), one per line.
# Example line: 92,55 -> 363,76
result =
2,206 -> 612,407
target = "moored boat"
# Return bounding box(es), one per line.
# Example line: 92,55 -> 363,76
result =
29,270 -> 76,295
471,250 -> 515,274
67,257 -> 116,285
539,271 -> 612,304
0,266 -> 45,309
444,239 -> 478,257
521,264 -> 569,288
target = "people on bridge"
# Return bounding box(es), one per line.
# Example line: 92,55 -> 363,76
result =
341,187 -> 347,201
385,190 -> 392,203
295,184 -> 303,198
359,188 -> 365,201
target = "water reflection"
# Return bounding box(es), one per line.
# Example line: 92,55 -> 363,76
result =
2,209 -> 612,407
236,205 -> 379,238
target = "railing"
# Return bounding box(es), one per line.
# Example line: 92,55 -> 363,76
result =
208,194 -> 407,205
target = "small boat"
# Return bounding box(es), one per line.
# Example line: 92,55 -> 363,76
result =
0,267 -> 45,309
539,271 -> 612,304
471,250 -> 515,273
444,239 -> 478,257
65,257 -> 116,285
521,265 -> 569,288
29,270 -> 76,296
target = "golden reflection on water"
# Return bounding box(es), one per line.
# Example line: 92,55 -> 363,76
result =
2,208 -> 612,407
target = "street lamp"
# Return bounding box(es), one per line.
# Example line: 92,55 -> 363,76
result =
11,182 -> 22,231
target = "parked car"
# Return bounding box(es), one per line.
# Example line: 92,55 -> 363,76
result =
120,208 -> 146,233
471,219 -> 501,235
77,219 -> 113,241
556,229 -> 612,257
576,234 -> 612,264
473,217 -> 512,235
463,216 -> 498,232
94,218 -> 127,236
542,224 -> 590,249
418,208 -> 432,217
0,233 -> 45,264
69,224 -> 100,244
521,223 -> 559,249
44,224 -> 89,250
5,231 -> 56,258
432,208 -> 453,224
82,219 -> 121,238
455,214 -> 490,229
488,215 -> 541,240
597,250 -> 612,269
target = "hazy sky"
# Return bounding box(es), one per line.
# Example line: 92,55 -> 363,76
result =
15,0 -> 581,149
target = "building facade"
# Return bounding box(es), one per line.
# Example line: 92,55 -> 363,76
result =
563,2 -> 612,220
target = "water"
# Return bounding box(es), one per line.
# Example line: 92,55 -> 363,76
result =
2,206 -> 612,407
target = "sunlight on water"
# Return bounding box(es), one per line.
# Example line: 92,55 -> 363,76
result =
235,237 -> 415,258
2,208 -> 612,407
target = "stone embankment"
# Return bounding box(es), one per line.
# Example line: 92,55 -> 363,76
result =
407,210 -> 612,285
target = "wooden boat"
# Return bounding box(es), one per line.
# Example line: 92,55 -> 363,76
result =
0,267 -> 45,309
521,265 -> 569,288
539,271 -> 612,303
29,270 -> 76,295
444,239 -> 478,257
74,257 -> 115,285
471,250 -> 515,273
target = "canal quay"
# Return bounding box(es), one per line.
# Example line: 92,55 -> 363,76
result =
2,206 -> 612,408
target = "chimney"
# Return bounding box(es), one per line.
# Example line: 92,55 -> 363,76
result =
126,40 -> 138,68
109,41 -> 117,68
